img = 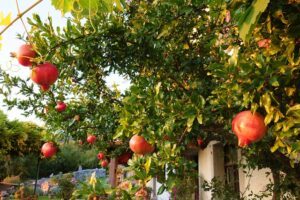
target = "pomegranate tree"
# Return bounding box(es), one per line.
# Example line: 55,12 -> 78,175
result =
129,135 -> 154,155
41,142 -> 57,158
232,110 -> 267,147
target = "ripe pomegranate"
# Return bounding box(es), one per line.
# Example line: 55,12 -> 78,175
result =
41,142 -> 57,158
30,63 -> 59,86
97,152 -> 105,160
101,160 -> 108,168
117,152 -> 132,165
197,137 -> 203,146
40,84 -> 50,92
129,135 -> 154,155
232,110 -> 267,147
16,44 -> 36,66
87,135 -> 97,144
55,101 -> 67,112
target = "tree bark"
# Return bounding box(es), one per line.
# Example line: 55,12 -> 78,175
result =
272,169 -> 280,200
108,158 -> 117,187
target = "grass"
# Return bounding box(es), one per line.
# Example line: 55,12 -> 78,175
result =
38,196 -> 60,200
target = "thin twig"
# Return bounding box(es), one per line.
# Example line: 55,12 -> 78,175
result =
0,0 -> 43,36
178,126 -> 188,144
15,0 -> 30,39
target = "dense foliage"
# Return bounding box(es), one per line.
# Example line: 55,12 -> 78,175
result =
0,110 -> 43,179
0,0 -> 300,198
1,143 -> 99,180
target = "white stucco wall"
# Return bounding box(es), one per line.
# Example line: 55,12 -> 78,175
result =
239,167 -> 273,199
198,142 -> 274,200
198,141 -> 225,200
147,178 -> 170,200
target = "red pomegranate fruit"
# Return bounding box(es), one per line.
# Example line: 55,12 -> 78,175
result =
197,137 -> 203,146
30,63 -> 59,86
16,44 -> 36,66
97,152 -> 105,160
232,110 -> 267,147
40,84 -> 50,92
101,160 -> 108,168
129,135 -> 154,155
41,142 -> 57,158
117,152 -> 132,165
87,135 -> 97,144
55,101 -> 67,112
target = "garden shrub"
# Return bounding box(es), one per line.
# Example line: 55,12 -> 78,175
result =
1,143 -> 99,180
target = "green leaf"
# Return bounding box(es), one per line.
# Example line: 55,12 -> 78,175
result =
269,76 -> 279,87
113,129 -> 123,139
157,185 -> 166,195
291,141 -> 300,152
78,0 -> 99,16
187,116 -> 195,129
51,0 -> 75,14
238,0 -> 270,42
197,114 -> 203,124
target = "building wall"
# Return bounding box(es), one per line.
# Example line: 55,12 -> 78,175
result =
238,165 -> 273,199
198,141 -> 225,200
198,141 -> 273,200
146,178 -> 171,200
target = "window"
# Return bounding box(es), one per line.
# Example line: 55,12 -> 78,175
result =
224,145 -> 240,195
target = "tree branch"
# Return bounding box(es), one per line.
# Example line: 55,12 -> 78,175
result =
0,0 -> 43,36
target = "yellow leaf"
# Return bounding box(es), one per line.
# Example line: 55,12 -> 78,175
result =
144,157 -> 151,174
0,12 -> 11,26
183,43 -> 189,49
264,112 -> 273,125
285,87 -> 296,97
113,0 -> 123,11
274,110 -> 284,122
0,35 -> 2,50
260,93 -> 271,113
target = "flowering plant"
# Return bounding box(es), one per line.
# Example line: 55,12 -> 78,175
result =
71,172 -> 111,200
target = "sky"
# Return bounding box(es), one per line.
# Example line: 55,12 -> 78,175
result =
0,0 -> 130,125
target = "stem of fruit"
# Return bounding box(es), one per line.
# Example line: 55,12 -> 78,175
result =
0,0 -> 43,36
48,90 -> 57,104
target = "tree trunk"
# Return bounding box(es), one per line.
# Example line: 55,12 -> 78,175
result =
272,169 -> 280,200
108,158 -> 117,187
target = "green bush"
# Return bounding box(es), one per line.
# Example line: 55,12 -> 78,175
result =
38,143 -> 99,178
51,173 -> 75,200
1,143 -> 99,180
